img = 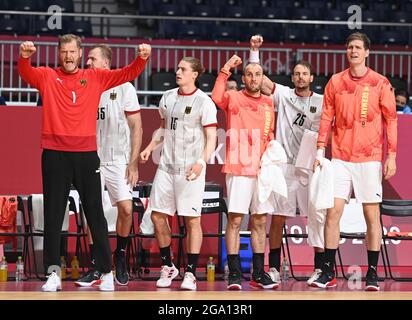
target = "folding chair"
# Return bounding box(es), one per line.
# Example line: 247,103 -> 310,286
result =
380,199 -> 412,281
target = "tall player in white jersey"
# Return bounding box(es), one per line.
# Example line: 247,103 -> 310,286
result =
140,57 -> 217,291
250,35 -> 325,285
75,44 -> 143,287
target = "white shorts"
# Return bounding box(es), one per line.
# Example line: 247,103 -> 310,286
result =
226,174 -> 275,215
100,163 -> 133,206
332,159 -> 382,203
149,168 -> 205,217
271,164 -> 309,217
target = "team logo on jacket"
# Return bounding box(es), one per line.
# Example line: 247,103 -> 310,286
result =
310,106 -> 317,113
185,106 -> 192,114
80,79 -> 87,86
110,91 -> 117,100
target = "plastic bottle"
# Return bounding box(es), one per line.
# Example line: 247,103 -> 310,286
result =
0,257 -> 8,282
71,256 -> 80,280
60,256 -> 67,280
223,261 -> 229,281
206,256 -> 215,282
15,256 -> 24,282
281,256 -> 289,282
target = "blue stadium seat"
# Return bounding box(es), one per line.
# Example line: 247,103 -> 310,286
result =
379,30 -> 408,45
197,73 -> 216,92
302,0 -> 333,10
392,12 -> 412,23
15,0 -> 42,11
158,3 -> 185,16
0,0 -> 12,10
292,8 -> 320,20
67,20 -> 93,37
211,24 -> 239,42
158,20 -> 181,38
222,5 -> 247,18
0,18 -> 26,35
189,4 -> 218,17
325,9 -> 348,21
138,0 -> 155,15
284,27 -> 309,44
178,23 -> 201,40
42,0 -> 74,12
313,29 -> 336,44
255,6 -> 288,19
35,18 -> 63,36
362,10 -> 383,22
311,75 -> 330,94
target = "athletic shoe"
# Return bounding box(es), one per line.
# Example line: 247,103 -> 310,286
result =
42,271 -> 62,292
227,272 -> 242,290
365,267 -> 380,291
250,272 -> 279,289
307,268 -> 322,286
268,267 -> 281,284
156,264 -> 179,288
74,269 -> 102,287
311,271 -> 337,288
180,272 -> 197,290
99,271 -> 115,291
114,250 -> 129,286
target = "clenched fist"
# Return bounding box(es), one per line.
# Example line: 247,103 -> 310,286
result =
20,41 -> 36,58
223,55 -> 242,72
250,35 -> 263,51
138,43 -> 151,60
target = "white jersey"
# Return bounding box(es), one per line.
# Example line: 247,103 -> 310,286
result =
96,82 -> 140,165
273,83 -> 323,164
158,88 -> 217,175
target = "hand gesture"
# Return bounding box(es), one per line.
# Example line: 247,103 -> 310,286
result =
138,43 -> 151,60
139,148 -> 151,163
186,163 -> 203,181
250,35 -> 263,51
126,163 -> 139,187
223,55 -> 242,71
20,41 -> 36,58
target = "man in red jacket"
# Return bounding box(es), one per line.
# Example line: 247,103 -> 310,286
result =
18,34 -> 151,292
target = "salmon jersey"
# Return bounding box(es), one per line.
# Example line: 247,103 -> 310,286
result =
317,68 -> 397,162
212,70 -> 275,176
273,83 -> 323,164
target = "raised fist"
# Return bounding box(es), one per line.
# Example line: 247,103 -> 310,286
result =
138,43 -> 151,60
20,41 -> 36,58
250,35 -> 263,50
224,55 -> 242,71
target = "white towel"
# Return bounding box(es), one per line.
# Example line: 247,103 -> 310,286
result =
308,158 -> 334,224
295,129 -> 318,185
140,198 -> 154,235
257,140 -> 288,203
31,194 -> 70,231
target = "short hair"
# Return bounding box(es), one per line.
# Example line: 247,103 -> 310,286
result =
293,60 -> 312,75
181,57 -> 205,79
243,62 -> 263,75
346,32 -> 371,51
58,34 -> 82,49
395,89 -> 409,99
90,44 -> 112,66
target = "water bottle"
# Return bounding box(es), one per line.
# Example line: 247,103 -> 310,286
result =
223,261 -> 229,281
206,256 -> 215,282
281,257 -> 289,282
0,257 -> 8,282
71,256 -> 80,280
60,256 -> 67,280
15,256 -> 24,282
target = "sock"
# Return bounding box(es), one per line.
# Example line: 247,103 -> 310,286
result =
116,235 -> 129,254
89,244 -> 96,267
227,254 -> 241,274
159,245 -> 172,267
314,252 -> 325,270
323,248 -> 337,274
367,250 -> 380,272
186,253 -> 199,275
252,253 -> 265,277
269,248 -> 281,271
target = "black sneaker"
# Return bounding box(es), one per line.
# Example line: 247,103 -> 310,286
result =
250,272 -> 279,289
114,250 -> 129,286
74,270 -> 102,287
311,271 -> 337,289
365,267 -> 380,291
227,272 -> 242,290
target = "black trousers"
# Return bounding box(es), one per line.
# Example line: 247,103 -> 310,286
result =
42,149 -> 112,273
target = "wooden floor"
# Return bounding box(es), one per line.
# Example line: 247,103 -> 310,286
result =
1,278 -> 412,300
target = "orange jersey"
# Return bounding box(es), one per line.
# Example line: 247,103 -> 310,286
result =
212,70 -> 275,176
317,68 -> 397,162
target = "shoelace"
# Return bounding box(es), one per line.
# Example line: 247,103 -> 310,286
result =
160,266 -> 172,278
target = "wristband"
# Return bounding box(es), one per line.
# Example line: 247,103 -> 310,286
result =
316,149 -> 325,161
249,50 -> 260,63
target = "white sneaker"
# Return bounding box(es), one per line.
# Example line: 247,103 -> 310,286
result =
42,272 -> 62,292
307,269 -> 322,286
180,272 -> 197,291
268,267 -> 281,284
99,271 -> 115,291
156,264 -> 179,288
